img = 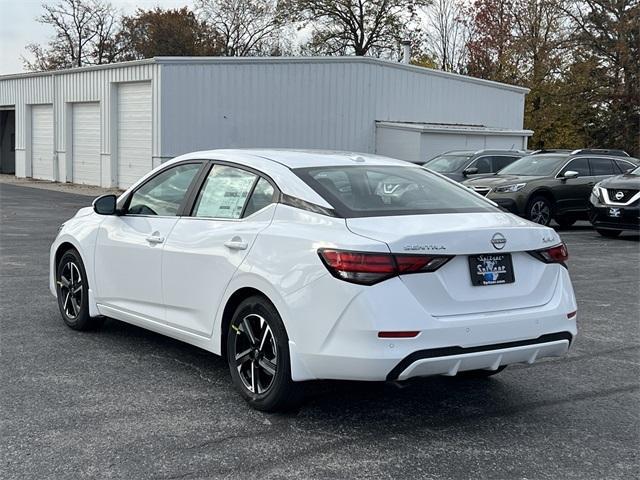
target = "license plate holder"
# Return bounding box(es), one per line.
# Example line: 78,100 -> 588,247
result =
468,253 -> 515,286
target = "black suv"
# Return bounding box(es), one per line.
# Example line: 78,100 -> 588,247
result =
422,149 -> 525,182
589,164 -> 640,237
462,149 -> 639,226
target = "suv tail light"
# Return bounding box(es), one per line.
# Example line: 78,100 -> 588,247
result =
318,249 -> 452,285
529,243 -> 569,265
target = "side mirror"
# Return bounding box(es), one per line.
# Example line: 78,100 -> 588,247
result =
463,167 -> 479,177
93,194 -> 117,215
562,170 -> 579,180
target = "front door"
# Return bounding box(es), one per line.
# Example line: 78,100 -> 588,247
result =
554,157 -> 593,214
162,165 -> 278,336
94,162 -> 203,320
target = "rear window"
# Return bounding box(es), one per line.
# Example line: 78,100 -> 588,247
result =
294,165 -> 498,218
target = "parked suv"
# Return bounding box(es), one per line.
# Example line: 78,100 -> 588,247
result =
462,149 -> 639,226
589,164 -> 640,237
422,149 -> 525,182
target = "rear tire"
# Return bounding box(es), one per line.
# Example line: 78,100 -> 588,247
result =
226,295 -> 303,412
526,196 -> 553,226
596,228 -> 622,238
55,248 -> 102,331
457,366 -> 507,378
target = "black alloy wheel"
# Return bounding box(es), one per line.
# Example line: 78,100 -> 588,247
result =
227,296 -> 303,412
56,248 -> 100,330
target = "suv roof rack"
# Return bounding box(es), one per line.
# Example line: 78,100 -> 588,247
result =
530,149 -> 572,155
570,149 -> 629,157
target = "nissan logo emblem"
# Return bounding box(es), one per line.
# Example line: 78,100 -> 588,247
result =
491,233 -> 507,250
615,191 -> 624,201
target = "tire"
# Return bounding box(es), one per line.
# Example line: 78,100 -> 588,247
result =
526,196 -> 553,226
555,215 -> 576,228
226,295 -> 303,412
457,366 -> 507,379
596,228 -> 622,238
55,248 -> 102,330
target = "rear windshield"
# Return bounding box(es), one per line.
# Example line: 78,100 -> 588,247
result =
423,154 -> 472,173
498,154 -> 565,176
294,165 -> 498,218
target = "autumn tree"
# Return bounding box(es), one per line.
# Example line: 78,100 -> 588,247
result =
195,0 -> 292,56
118,7 -> 223,60
24,0 -> 120,70
293,0 -> 426,57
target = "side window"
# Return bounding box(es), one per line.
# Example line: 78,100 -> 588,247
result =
193,165 -> 256,219
470,157 -> 492,174
492,156 -> 518,172
562,158 -> 589,176
243,178 -> 276,217
589,158 -> 616,176
615,160 -> 634,173
127,163 -> 201,216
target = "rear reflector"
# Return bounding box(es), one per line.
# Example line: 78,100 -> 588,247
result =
318,249 -> 452,285
378,331 -> 420,338
567,311 -> 577,319
529,242 -> 569,265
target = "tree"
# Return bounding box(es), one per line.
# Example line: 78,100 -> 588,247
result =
195,0 -> 292,56
422,0 -> 467,72
293,0 -> 426,57
118,7 -> 223,60
23,0 -> 120,70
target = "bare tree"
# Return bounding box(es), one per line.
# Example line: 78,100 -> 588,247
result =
195,0 -> 291,56
422,0 -> 467,72
293,0 -> 426,57
23,0 -> 121,71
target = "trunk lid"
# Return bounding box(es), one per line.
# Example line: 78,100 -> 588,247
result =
346,212 -> 562,316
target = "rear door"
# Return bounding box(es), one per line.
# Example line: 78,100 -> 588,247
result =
94,162 -> 203,320
161,164 -> 278,336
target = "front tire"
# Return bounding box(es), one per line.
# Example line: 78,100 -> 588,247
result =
596,228 -> 622,238
55,248 -> 101,330
555,215 -> 577,228
526,196 -> 553,226
226,296 -> 303,412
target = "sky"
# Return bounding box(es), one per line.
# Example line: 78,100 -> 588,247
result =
0,0 -> 193,75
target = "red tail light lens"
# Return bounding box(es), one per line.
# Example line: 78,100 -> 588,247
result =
378,331 -> 420,338
529,242 -> 569,265
318,249 -> 452,285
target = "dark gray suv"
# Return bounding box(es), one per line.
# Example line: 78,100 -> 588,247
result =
422,149 -> 525,182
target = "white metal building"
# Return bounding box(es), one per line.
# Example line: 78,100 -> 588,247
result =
0,57 -> 531,188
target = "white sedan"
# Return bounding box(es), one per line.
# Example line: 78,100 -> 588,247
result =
51,149 -> 577,411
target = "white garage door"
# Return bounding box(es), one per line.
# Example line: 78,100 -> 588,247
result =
117,82 -> 152,188
31,105 -> 54,180
72,102 -> 101,185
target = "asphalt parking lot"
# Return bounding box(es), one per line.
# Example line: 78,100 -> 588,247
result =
1,182 -> 638,480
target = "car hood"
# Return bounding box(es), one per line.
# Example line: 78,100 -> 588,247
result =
598,173 -> 640,189
462,174 -> 546,187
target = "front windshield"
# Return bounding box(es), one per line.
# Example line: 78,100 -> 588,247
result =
498,154 -> 565,176
294,165 -> 497,218
423,154 -> 472,173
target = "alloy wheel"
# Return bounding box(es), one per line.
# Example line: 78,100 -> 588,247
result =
233,314 -> 278,395
530,200 -> 551,225
58,261 -> 83,319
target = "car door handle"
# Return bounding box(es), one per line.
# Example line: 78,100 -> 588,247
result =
224,239 -> 248,250
145,235 -> 165,244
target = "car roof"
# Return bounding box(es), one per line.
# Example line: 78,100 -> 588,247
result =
176,148 -> 412,169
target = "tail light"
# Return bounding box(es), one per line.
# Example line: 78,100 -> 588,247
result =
529,243 -> 569,265
318,249 -> 452,285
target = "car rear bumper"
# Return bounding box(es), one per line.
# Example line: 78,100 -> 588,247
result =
386,332 -> 571,381
286,267 -> 577,382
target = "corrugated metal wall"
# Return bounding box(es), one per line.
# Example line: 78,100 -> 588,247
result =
0,61 -> 160,185
0,57 -> 528,185
159,58 -> 527,158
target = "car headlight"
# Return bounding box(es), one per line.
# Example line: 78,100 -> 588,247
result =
591,184 -> 602,199
494,183 -> 526,193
